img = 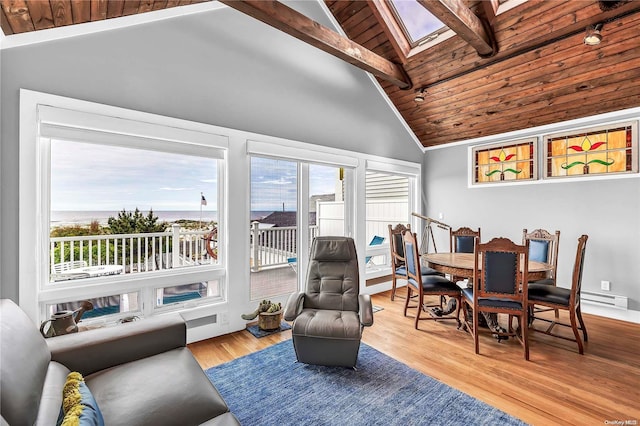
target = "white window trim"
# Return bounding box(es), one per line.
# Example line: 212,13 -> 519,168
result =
19,89 -> 229,323
247,140 -> 359,168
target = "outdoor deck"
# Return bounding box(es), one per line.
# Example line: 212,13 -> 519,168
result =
250,265 -> 297,301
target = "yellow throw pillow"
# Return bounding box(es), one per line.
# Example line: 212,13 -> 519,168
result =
56,372 -> 105,426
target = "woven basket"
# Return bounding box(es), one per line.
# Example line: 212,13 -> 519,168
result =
258,310 -> 283,330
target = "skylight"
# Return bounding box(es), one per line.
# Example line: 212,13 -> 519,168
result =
389,0 -> 448,46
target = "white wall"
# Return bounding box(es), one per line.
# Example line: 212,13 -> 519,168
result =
422,110 -> 640,320
0,1 -> 423,303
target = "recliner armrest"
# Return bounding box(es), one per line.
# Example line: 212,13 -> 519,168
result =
283,292 -> 305,321
47,314 -> 186,376
358,294 -> 374,327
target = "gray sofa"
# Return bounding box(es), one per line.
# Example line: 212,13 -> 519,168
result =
0,299 -> 239,426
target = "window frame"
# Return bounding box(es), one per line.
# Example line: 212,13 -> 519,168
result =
387,0 -> 449,48
246,142 -> 358,294
364,160 -> 421,280
470,137 -> 538,186
542,121 -> 638,180
19,91 -> 229,323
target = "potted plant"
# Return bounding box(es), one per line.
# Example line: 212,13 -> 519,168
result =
241,300 -> 283,330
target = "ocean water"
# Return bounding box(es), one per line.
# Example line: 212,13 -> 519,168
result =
51,211 -> 274,226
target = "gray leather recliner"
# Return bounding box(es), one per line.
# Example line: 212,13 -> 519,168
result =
284,236 -> 374,368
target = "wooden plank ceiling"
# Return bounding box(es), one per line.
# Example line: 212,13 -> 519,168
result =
326,0 -> 640,147
0,1 -> 206,34
2,0 -> 639,148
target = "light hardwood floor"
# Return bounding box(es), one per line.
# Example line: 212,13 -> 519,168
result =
189,291 -> 640,425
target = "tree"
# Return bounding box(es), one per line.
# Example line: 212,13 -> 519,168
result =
107,208 -> 166,234
107,209 -> 168,267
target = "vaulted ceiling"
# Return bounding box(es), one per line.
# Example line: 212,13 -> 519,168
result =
325,0 -> 640,147
2,0 -> 639,148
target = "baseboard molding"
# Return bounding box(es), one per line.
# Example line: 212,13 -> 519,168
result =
581,303 -> 640,324
364,280 -> 640,324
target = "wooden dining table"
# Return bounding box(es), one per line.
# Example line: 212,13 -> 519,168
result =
422,252 -> 552,338
423,252 -> 552,282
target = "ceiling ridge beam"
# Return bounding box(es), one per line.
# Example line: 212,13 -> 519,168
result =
219,0 -> 412,90
418,0 -> 496,57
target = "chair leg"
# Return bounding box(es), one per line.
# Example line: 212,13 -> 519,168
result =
576,305 -> 588,342
414,293 -> 422,329
403,287 -> 411,317
473,308 -> 479,355
390,276 -> 397,301
569,308 -> 584,355
455,295 -> 462,328
521,314 -> 529,360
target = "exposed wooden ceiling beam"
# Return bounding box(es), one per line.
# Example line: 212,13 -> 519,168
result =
367,0 -> 412,63
219,0 -> 412,89
418,0 -> 496,57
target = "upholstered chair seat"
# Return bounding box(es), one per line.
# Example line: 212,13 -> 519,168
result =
528,284 -> 571,305
420,275 -> 461,292
461,287 -> 523,310
291,309 -> 362,340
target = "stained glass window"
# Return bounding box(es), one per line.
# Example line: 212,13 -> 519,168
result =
472,138 -> 537,185
544,122 -> 638,179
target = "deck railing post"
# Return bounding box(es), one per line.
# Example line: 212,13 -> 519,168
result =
171,224 -> 181,268
251,221 -> 260,272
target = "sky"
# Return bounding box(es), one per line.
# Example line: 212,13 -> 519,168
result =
51,140 -> 337,212
390,0 -> 445,43
250,157 -> 338,211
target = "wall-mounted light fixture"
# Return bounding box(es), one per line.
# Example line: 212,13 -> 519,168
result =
414,87 -> 427,102
584,23 -> 604,46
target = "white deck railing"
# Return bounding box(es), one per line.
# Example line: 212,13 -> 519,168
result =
50,224 -> 213,279
249,222 -> 318,272
50,223 -> 320,280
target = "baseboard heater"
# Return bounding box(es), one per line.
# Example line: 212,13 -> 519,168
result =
186,314 -> 217,329
582,291 -> 628,310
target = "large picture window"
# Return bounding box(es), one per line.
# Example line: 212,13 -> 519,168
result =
20,100 -> 227,323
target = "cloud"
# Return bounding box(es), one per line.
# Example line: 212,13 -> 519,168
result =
159,187 -> 192,191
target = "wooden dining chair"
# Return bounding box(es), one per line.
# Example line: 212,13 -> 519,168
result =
461,237 -> 530,360
522,228 -> 560,286
402,230 -> 461,330
449,227 -> 480,284
523,228 -> 561,318
389,223 -> 442,301
528,235 -> 589,354
389,223 -> 410,301
450,226 -> 481,253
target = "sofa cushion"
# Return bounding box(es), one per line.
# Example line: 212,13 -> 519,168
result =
0,300 -> 52,426
85,347 -> 229,426
57,372 -> 104,426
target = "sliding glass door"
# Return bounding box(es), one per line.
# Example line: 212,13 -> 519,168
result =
249,158 -> 351,300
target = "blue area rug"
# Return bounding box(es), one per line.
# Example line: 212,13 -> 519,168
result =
205,340 -> 527,426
